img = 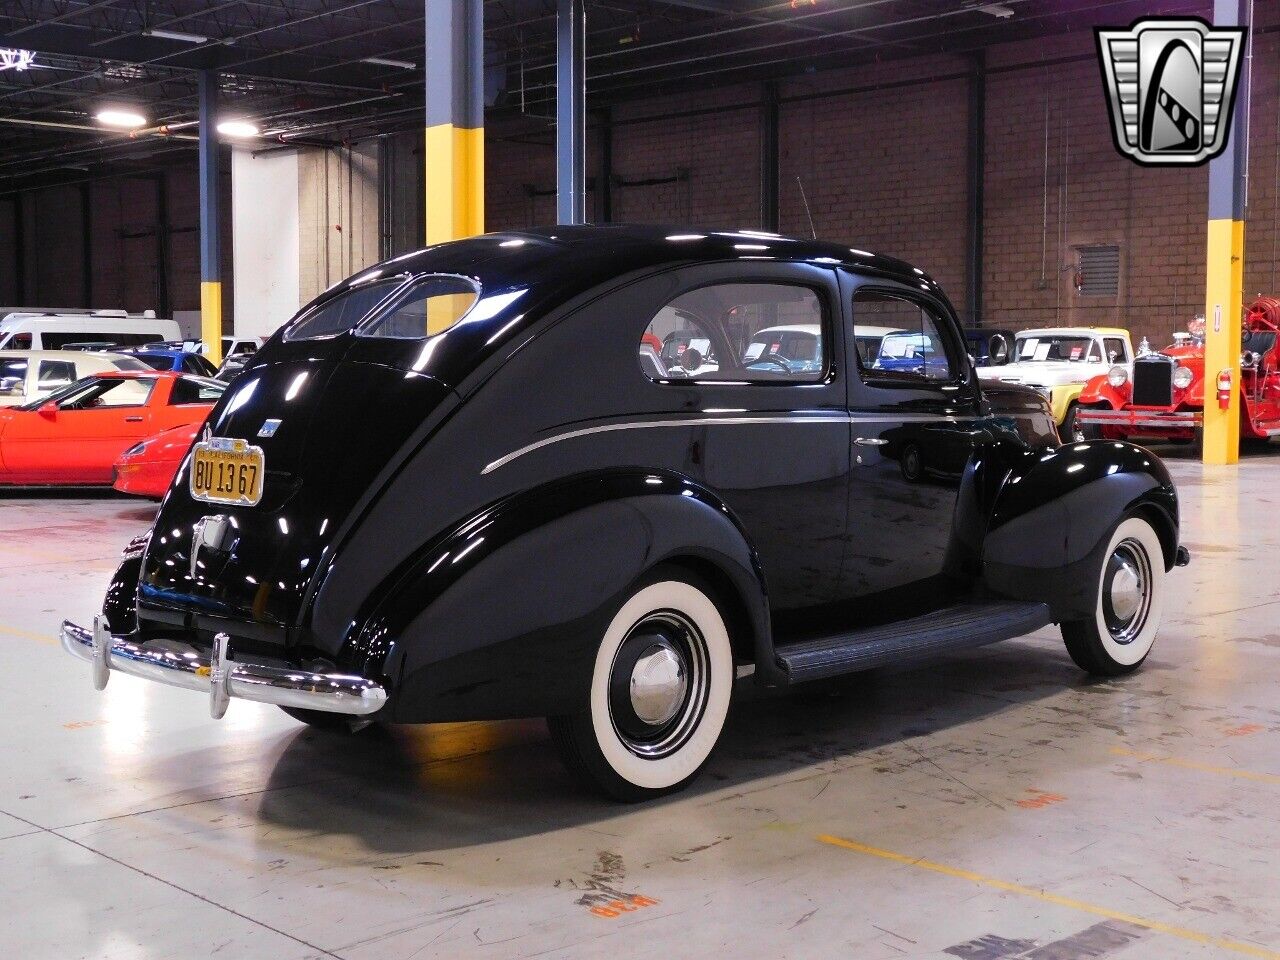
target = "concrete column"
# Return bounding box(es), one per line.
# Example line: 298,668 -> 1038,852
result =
232,148 -> 301,339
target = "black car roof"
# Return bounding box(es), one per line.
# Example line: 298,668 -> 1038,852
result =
339,224 -> 937,298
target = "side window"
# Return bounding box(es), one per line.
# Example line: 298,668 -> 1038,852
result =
853,290 -> 955,382
58,378 -> 155,409
1105,337 -> 1127,363
38,360 -> 77,389
0,358 -> 29,398
639,282 -> 826,383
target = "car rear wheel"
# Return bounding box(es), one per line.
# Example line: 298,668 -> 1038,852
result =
548,569 -> 734,802
1061,516 -> 1165,676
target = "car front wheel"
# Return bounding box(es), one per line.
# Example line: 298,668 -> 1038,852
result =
549,570 -> 734,801
1061,516 -> 1166,676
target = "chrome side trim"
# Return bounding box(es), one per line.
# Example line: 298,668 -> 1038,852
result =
481,412 -> 958,475
60,620 -> 388,717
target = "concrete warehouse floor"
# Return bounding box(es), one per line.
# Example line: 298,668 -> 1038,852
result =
1,451 -> 1278,960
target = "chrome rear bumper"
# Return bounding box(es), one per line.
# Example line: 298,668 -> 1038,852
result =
60,618 -> 388,719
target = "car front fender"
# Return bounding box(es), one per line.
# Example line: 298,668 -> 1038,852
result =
982,441 -> 1178,622
347,470 -> 772,723
1077,374 -> 1127,408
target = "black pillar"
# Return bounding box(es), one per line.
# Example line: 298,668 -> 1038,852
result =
965,51 -> 986,328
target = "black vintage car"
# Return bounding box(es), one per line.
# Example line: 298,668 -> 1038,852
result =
63,226 -> 1186,801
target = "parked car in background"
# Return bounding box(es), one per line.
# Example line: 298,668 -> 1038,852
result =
62,226 -> 1184,803
963,327 -> 1015,366
113,421 -> 200,499
0,350 -> 151,407
1076,302 -> 1280,445
0,371 -> 223,485
873,329 -> 950,377
0,310 -> 178,351
214,353 -> 254,383
122,347 -> 219,376
979,326 -> 1135,437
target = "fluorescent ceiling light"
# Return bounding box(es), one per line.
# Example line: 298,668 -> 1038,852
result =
217,119 -> 259,137
96,109 -> 147,129
361,56 -> 415,70
143,28 -> 209,43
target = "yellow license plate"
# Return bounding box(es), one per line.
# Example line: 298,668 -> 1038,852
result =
190,439 -> 265,506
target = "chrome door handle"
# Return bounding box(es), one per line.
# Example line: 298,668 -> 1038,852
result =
124,416 -> 144,422
853,437 -> 887,446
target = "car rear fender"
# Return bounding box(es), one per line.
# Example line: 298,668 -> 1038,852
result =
349,469 -> 773,723
982,441 -> 1178,622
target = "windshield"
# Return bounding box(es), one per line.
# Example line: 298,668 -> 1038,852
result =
877,332 -> 937,360
1015,335 -> 1098,362
743,329 -> 819,364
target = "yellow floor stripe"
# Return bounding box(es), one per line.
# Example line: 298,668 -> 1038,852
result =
1111,747 -> 1280,785
0,623 -> 56,645
817,835 -> 1280,960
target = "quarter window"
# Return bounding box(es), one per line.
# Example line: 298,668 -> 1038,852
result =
169,377 -> 226,405
639,282 -> 826,383
853,290 -> 954,382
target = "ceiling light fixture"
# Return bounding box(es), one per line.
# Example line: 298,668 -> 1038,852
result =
361,56 -> 415,70
217,119 -> 259,137
96,109 -> 147,129
143,28 -> 209,43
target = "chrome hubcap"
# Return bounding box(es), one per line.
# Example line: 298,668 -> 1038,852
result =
629,642 -> 687,726
608,611 -> 709,759
1103,539 -> 1152,644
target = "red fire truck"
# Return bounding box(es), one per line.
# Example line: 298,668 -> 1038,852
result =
1075,297 -> 1280,444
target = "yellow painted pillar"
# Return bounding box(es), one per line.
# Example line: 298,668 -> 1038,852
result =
1202,220 -> 1243,464
200,282 -> 223,366
1202,0 -> 1250,465
423,0 -> 483,246
198,70 -> 223,368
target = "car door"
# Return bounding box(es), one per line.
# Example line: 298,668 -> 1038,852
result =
836,274 -> 987,621
635,263 -> 850,616
4,377 -> 157,482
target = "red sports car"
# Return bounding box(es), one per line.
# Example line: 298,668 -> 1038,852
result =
0,371 -> 224,486
113,421 -> 200,498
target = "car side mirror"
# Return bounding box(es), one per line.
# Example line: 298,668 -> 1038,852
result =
38,401 -> 57,417
679,347 -> 704,373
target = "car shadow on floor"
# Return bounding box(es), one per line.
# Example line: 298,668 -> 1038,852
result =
249,638 -> 1090,853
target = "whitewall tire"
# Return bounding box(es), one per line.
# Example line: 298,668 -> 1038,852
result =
1061,516 -> 1165,676
549,570 -> 734,801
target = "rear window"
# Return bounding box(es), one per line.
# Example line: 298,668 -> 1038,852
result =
112,356 -> 152,372
132,354 -> 171,370
359,275 -> 481,339
284,278 -> 405,341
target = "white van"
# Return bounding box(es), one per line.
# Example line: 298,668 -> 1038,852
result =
0,350 -> 152,407
0,310 -> 180,351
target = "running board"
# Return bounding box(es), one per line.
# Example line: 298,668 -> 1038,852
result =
776,601 -> 1054,683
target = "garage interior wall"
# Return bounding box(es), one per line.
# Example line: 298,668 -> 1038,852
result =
4,1 -> 1278,350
